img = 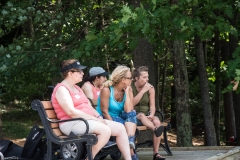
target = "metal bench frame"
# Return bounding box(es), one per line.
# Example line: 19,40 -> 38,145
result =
31,99 -> 98,160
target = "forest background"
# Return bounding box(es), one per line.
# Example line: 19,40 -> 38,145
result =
1,0 -> 240,147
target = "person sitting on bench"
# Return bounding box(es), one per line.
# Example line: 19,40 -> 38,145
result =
51,59 -> 132,160
82,67 -> 108,99
132,66 -> 165,160
96,65 -> 139,160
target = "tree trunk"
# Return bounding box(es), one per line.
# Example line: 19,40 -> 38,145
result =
229,33 -> 239,145
194,35 -> 217,146
221,39 -> 236,143
159,53 -> 167,112
133,39 -> 159,144
171,39 -> 192,146
0,110 -> 2,140
214,31 -> 221,146
133,39 -> 158,108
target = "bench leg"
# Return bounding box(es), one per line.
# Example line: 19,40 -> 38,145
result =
160,129 -> 172,155
47,138 -> 53,159
86,144 -> 93,160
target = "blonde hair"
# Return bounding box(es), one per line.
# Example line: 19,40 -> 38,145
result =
103,65 -> 130,87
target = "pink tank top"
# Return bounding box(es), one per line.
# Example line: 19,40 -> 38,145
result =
51,83 -> 94,121
85,81 -> 101,99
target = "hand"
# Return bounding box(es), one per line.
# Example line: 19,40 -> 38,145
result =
123,86 -> 132,94
142,83 -> 153,93
147,114 -> 153,121
97,118 -> 107,125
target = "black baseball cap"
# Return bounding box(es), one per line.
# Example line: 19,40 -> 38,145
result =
61,61 -> 87,73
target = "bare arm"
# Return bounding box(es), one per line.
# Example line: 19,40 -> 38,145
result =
81,83 -> 94,99
133,83 -> 153,106
87,100 -> 102,118
148,87 -> 156,117
56,86 -> 100,121
124,86 -> 134,112
100,87 -> 112,120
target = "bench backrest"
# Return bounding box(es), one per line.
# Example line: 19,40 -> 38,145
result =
36,101 -> 67,138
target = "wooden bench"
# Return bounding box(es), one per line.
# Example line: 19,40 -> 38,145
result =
88,99 -> 172,155
31,99 -> 98,160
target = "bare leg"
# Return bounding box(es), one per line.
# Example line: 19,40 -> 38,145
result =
152,116 -> 161,154
125,122 -> 136,136
106,120 -> 131,160
92,123 -> 111,158
137,113 -> 155,130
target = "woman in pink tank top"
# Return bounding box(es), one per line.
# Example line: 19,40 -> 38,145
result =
51,59 -> 131,160
81,67 -> 108,99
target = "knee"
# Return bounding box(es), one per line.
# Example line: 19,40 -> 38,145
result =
116,124 -> 127,135
101,125 -> 111,136
138,113 -> 146,119
153,118 -> 161,126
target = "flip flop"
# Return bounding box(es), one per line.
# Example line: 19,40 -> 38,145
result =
154,126 -> 164,137
153,153 -> 165,160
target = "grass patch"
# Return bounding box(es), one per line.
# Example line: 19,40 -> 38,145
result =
2,104 -> 42,139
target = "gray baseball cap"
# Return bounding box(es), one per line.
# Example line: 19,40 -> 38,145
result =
89,67 -> 108,77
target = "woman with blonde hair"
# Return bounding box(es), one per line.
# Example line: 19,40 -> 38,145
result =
96,65 -> 138,160
51,59 -> 131,160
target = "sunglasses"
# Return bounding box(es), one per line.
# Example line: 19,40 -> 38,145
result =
125,77 -> 133,80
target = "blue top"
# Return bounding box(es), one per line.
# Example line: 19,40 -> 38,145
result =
96,86 -> 126,117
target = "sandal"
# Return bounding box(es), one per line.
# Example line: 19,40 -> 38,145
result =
153,153 -> 165,160
154,126 -> 164,137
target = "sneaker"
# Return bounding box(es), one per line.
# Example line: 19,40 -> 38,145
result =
131,154 -> 139,160
129,135 -> 135,149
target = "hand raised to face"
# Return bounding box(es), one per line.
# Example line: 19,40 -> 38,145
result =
141,83 -> 153,93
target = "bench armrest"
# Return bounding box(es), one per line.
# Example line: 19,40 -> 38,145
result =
155,110 -> 164,122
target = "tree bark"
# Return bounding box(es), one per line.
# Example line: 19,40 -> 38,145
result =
171,40 -> 192,146
229,33 -> 239,145
214,31 -> 221,146
195,35 -> 217,146
221,39 -> 236,143
133,39 -> 159,144
133,39 -> 158,108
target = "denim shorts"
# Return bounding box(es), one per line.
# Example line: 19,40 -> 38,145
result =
111,110 -> 137,125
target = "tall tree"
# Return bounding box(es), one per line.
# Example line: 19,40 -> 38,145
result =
221,39 -> 237,143
213,31 -> 221,145
195,35 -> 217,145
171,40 -> 192,146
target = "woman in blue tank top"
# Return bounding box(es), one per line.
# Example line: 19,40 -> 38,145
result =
96,65 -> 138,160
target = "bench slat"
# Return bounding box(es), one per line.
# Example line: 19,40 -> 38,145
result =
50,122 -> 59,129
41,101 -> 54,109
52,128 -> 65,137
46,110 -> 57,119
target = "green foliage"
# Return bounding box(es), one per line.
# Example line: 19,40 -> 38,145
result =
222,47 -> 240,94
1,103 -> 41,139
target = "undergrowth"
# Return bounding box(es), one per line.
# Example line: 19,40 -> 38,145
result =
1,103 -> 42,139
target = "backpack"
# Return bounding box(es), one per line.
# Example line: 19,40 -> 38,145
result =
0,140 -> 23,158
21,126 -> 45,159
